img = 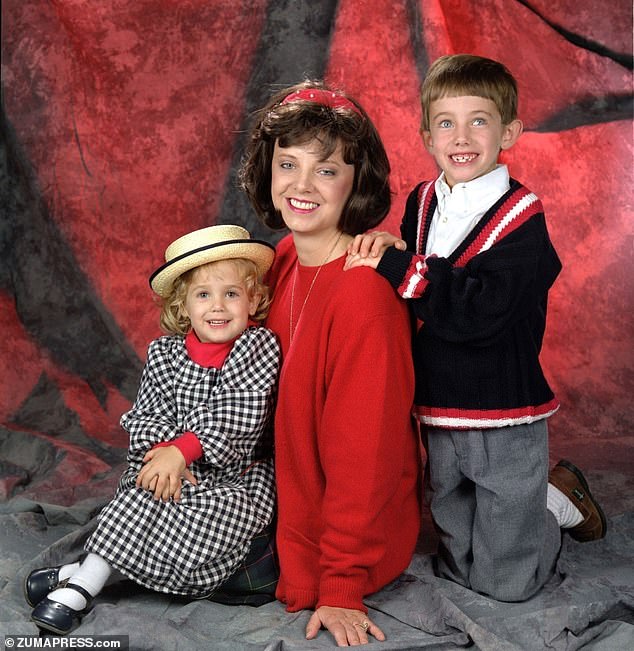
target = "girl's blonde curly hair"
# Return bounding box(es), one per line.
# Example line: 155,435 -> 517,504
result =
158,258 -> 271,336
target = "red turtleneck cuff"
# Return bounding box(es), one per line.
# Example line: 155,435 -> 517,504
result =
153,432 -> 203,465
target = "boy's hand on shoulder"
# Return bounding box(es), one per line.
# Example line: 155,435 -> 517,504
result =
344,231 -> 406,270
136,445 -> 198,502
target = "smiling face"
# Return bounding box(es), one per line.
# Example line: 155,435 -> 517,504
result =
182,260 -> 258,344
422,95 -> 522,188
270,138 -> 355,241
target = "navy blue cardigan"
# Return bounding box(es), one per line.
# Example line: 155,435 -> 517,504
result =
377,179 -> 561,429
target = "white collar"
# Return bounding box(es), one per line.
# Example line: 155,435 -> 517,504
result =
435,165 -> 510,208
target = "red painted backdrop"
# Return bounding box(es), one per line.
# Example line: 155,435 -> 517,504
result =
1,0 -> 632,502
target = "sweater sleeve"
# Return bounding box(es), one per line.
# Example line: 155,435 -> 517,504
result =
415,216 -> 560,345
376,183 -> 432,299
315,272 -> 416,611
377,246 -> 430,299
378,205 -> 561,347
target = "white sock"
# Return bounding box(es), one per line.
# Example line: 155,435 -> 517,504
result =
48,554 -> 112,610
547,483 -> 584,528
58,562 -> 80,582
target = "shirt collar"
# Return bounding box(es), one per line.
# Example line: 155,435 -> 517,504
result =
435,164 -> 510,207
185,330 -> 236,368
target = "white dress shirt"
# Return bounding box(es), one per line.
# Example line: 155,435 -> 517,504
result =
426,165 -> 511,257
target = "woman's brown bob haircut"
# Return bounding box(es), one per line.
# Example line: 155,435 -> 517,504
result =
420,54 -> 519,132
239,80 -> 391,236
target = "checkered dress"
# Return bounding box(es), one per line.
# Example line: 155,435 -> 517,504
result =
85,327 -> 280,597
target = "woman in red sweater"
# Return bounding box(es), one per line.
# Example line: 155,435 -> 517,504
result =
240,81 -> 421,646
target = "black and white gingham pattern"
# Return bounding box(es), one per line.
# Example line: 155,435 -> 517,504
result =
85,327 -> 280,597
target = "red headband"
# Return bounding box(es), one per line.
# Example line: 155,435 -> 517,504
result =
280,89 -> 363,116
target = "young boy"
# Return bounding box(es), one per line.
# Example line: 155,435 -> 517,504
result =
346,54 -> 606,602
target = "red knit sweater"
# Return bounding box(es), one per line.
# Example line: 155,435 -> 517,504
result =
266,235 -> 421,613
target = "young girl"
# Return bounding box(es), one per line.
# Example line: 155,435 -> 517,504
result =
26,225 -> 281,635
239,81 -> 421,646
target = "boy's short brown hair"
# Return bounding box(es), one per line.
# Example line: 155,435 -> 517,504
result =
420,54 -> 519,131
239,80 -> 391,236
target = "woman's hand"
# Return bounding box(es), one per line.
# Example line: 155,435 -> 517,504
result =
136,445 -> 198,502
305,606 -> 385,646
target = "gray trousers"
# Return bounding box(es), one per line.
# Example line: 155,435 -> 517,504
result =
424,420 -> 561,601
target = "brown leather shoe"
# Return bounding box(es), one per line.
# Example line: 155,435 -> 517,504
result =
549,460 -> 607,542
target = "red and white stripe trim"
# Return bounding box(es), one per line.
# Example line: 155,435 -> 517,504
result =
415,181 -> 435,255
399,258 -> 429,299
454,187 -> 543,267
477,191 -> 540,255
414,398 -> 560,429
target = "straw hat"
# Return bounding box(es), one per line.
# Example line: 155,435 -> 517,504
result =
149,225 -> 275,297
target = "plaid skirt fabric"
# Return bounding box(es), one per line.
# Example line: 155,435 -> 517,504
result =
208,523 -> 279,606
85,328 -> 280,597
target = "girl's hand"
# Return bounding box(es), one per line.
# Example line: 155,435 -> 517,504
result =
344,231 -> 406,270
305,606 -> 385,647
136,446 -> 198,502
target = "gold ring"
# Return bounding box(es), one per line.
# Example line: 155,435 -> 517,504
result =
354,620 -> 369,632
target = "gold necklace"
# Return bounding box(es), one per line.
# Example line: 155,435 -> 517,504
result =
289,232 -> 343,343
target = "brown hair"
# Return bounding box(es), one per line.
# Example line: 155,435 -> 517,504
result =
158,258 -> 271,336
420,54 -> 519,131
239,80 -> 391,235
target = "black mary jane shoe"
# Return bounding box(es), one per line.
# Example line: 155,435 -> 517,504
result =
24,566 -> 64,607
31,583 -> 93,635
